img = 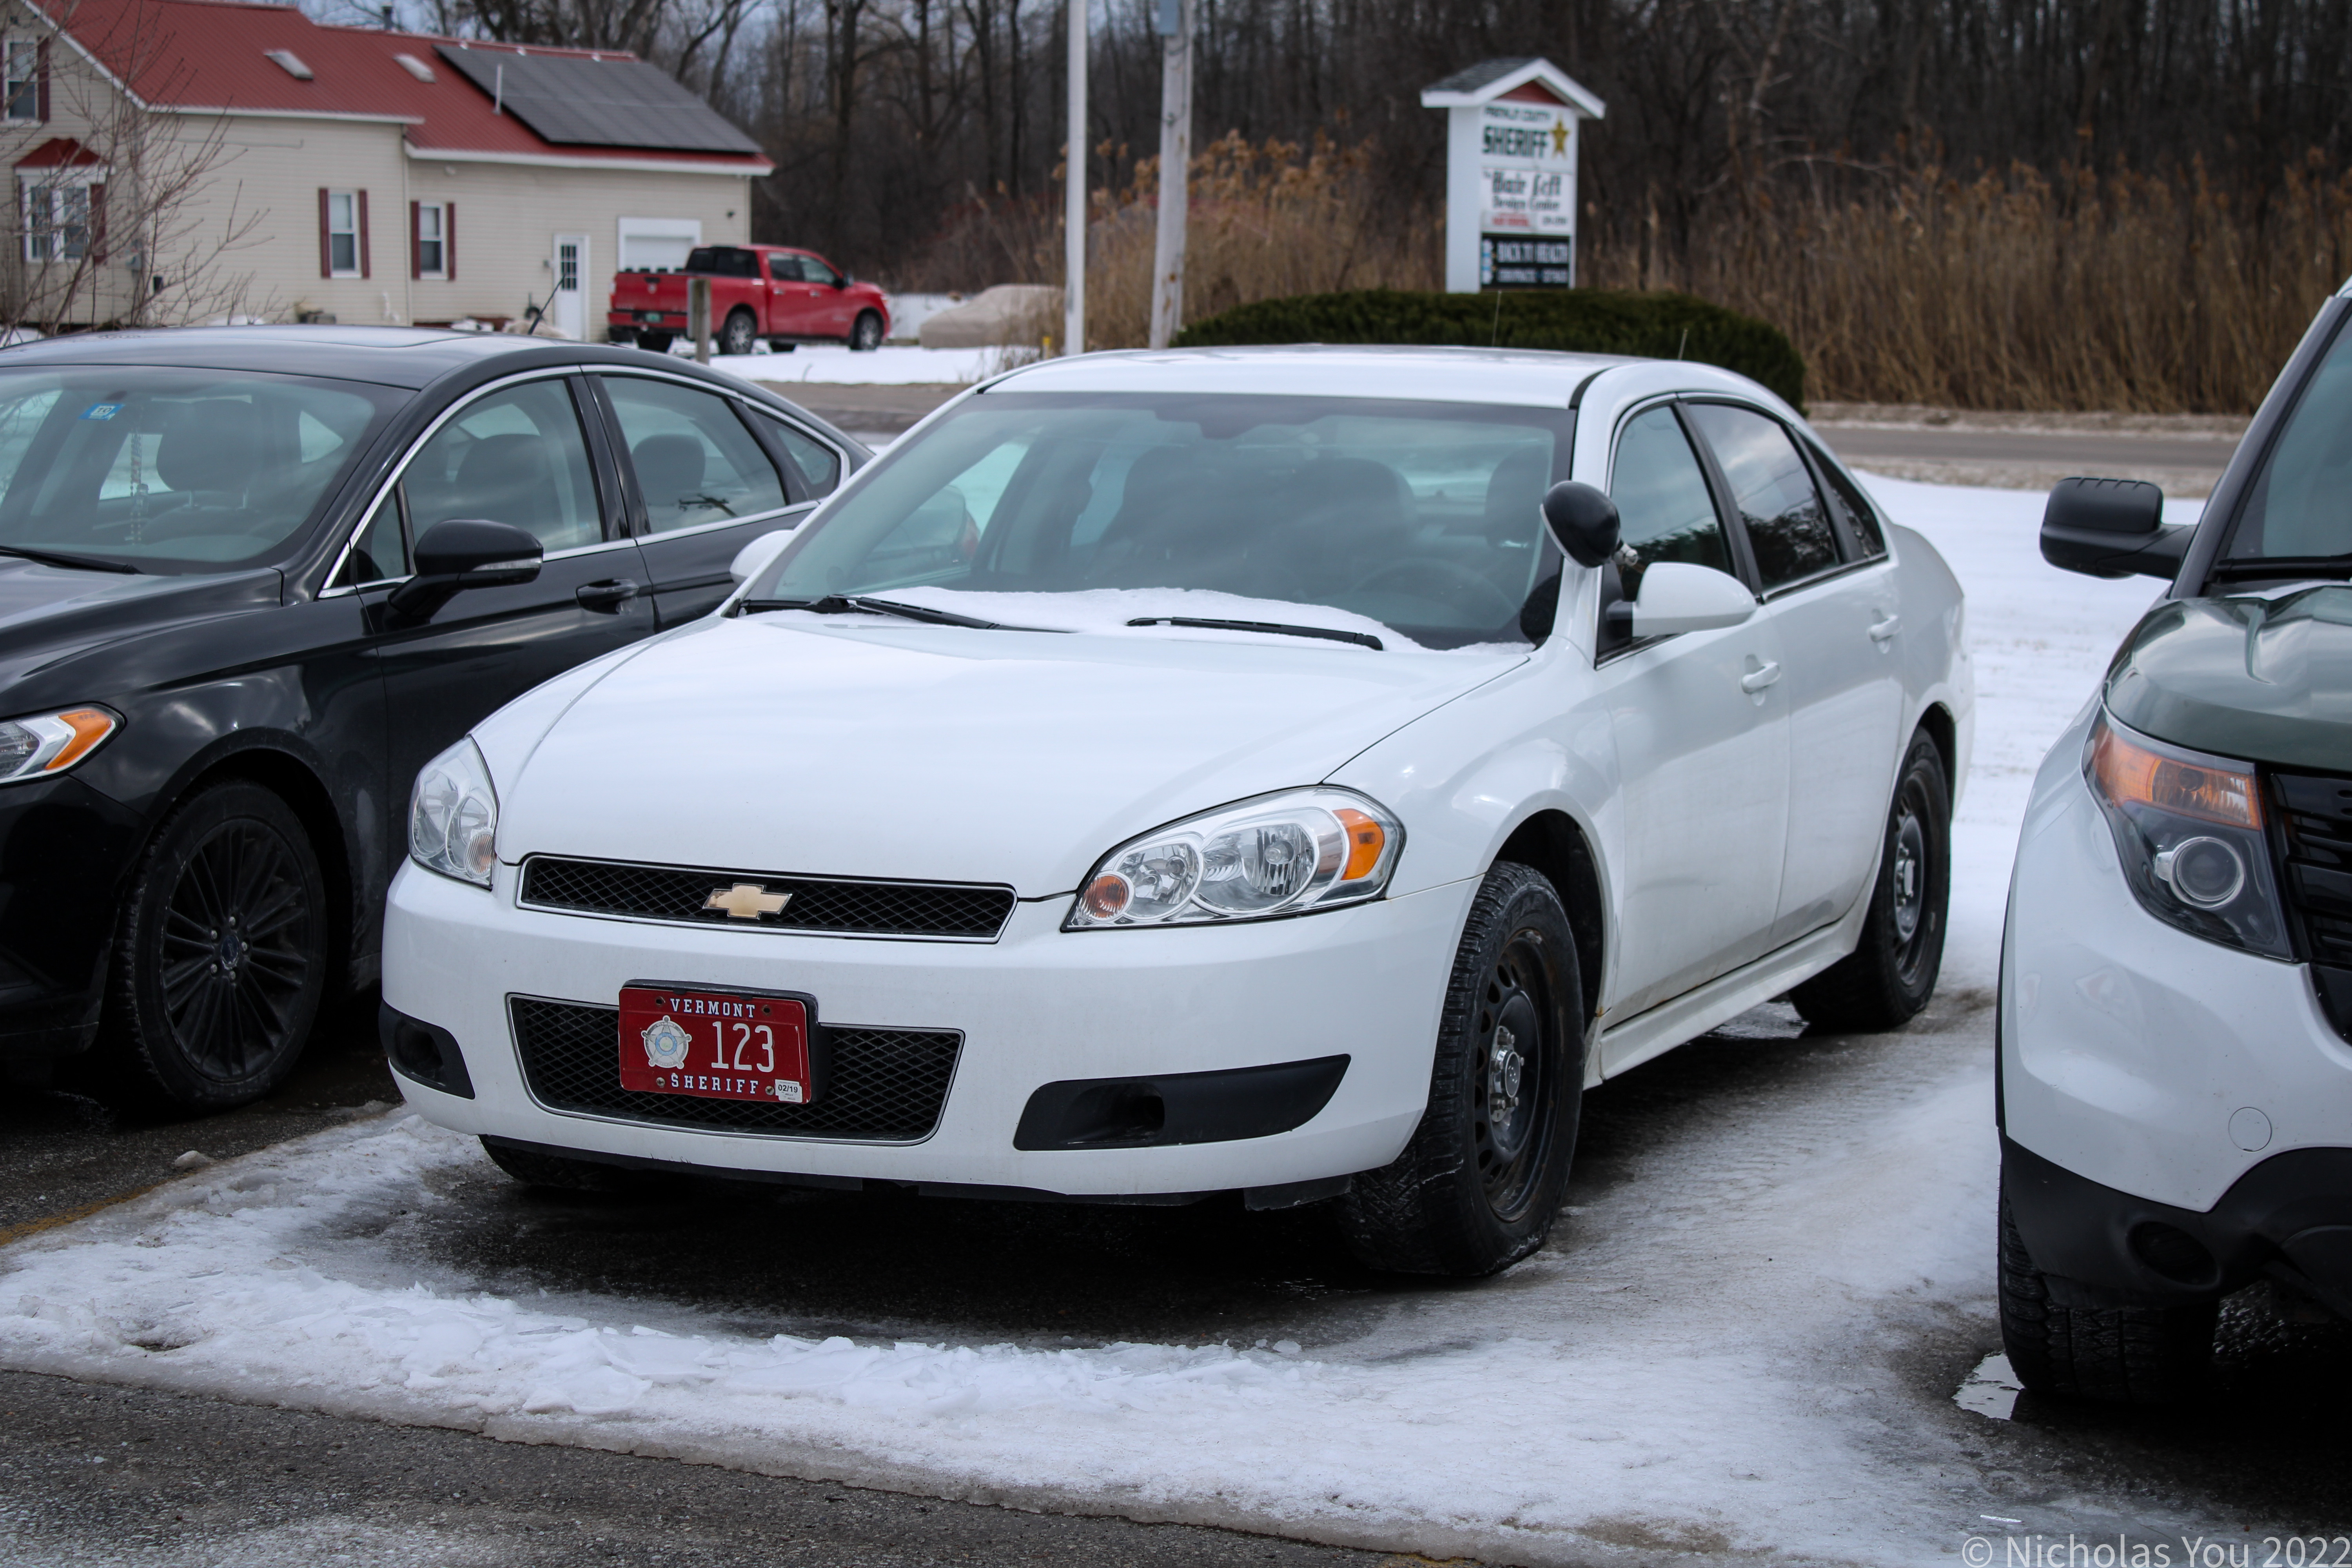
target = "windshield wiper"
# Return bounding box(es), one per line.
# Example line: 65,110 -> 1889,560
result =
1125,615 -> 1383,651
737,594 -> 1066,632
0,543 -> 138,574
2209,555 -> 2352,582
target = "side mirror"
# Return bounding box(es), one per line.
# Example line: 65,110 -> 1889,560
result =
728,526 -> 795,584
1618,561 -> 1757,637
2040,477 -> 2191,580
386,518 -> 543,623
833,275 -> 851,289
1541,480 -> 1621,567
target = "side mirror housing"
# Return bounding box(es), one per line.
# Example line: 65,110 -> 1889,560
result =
1541,480 -> 1621,568
386,518 -> 543,622
1617,561 -> 1757,637
2040,477 -> 2191,580
728,526 -> 795,584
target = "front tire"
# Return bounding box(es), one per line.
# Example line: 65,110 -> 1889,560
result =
101,782 -> 328,1111
849,310 -> 884,351
718,309 -> 759,357
1998,1183 -> 2215,1404
1791,730 -> 1950,1031
1338,861 -> 1586,1276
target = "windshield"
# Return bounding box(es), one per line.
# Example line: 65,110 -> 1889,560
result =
0,368 -> 396,572
2226,317 -> 2352,566
752,392 -> 1570,649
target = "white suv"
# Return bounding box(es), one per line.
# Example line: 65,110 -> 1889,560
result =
382,347 -> 1972,1276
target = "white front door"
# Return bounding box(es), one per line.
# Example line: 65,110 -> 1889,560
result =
551,234 -> 588,339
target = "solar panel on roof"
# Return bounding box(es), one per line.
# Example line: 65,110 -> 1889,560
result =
433,45 -> 763,156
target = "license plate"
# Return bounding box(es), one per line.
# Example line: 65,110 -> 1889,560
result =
618,984 -> 814,1104
638,311 -> 667,323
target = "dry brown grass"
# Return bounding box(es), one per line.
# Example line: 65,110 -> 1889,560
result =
906,143 -> 2352,413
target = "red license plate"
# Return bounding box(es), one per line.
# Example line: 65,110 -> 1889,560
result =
618,984 -> 813,1104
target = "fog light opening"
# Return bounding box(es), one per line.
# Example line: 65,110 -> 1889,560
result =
2128,1220 -> 2219,1288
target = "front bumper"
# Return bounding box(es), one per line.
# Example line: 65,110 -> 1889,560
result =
2001,723 -> 2352,1215
383,860 -> 1476,1195
0,774 -> 144,1063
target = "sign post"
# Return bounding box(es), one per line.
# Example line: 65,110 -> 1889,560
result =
1063,0 -> 1088,356
1148,0 -> 1191,349
1420,58 -> 1605,294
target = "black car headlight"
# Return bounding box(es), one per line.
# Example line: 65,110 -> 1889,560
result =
2084,712 -> 2290,959
0,706 -> 117,783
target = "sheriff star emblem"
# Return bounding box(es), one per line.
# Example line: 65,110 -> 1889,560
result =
704,882 -> 792,920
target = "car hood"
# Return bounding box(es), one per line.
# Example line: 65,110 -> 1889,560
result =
0,561 -> 279,694
494,613 -> 1524,895
2105,586 -> 2352,771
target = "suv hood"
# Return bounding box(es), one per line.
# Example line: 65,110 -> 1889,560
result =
494,613 -> 1523,895
2105,587 -> 2352,771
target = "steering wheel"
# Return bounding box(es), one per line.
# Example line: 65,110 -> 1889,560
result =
1347,557 -> 1520,625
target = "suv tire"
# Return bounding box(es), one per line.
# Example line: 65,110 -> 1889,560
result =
1998,1183 -> 2215,1403
100,781 -> 328,1111
1792,730 -> 1950,1031
1338,861 -> 1585,1276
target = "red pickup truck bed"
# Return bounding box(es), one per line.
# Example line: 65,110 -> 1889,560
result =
609,245 -> 891,356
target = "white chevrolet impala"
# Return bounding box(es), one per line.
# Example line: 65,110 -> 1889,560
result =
383,347 -> 1972,1276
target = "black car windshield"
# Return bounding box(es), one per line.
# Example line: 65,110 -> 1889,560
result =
752,392 -> 1570,649
0,368 -> 395,572
2225,316 -> 2352,568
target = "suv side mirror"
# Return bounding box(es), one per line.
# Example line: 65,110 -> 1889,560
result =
2040,477 -> 2191,580
1541,481 -> 1621,567
1613,561 -> 1757,637
387,518 -> 543,623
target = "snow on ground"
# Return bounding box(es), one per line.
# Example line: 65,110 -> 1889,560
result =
691,342 -> 1028,387
0,476 -> 2216,1564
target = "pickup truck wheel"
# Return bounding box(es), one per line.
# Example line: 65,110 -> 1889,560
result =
636,330 -> 674,354
1337,861 -> 1584,1276
718,308 -> 759,357
1998,1182 -> 2215,1403
850,310 -> 885,351
1790,730 -> 1949,1031
100,781 -> 327,1111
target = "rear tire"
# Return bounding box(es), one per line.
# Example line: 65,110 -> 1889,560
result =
849,310 -> 884,352
1338,861 -> 1585,1276
481,1139 -> 665,1194
718,309 -> 759,357
636,330 -> 675,355
1791,730 -> 1949,1031
100,781 -> 327,1112
1998,1183 -> 2214,1404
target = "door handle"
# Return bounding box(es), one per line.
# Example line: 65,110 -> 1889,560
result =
1740,660 -> 1782,693
1869,613 -> 1901,642
576,578 -> 641,612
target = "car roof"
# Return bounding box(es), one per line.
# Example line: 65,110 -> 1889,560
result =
984,344 -> 1639,407
0,324 -> 622,390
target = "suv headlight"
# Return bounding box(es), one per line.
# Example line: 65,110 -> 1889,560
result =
0,706 -> 117,783
1066,788 -> 1403,929
409,737 -> 499,887
2084,712 -> 2290,958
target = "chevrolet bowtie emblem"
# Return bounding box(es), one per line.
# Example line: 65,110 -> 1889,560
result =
704,882 -> 791,920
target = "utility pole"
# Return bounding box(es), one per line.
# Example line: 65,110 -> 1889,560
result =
1147,0 -> 1191,349
1062,0 -> 1087,356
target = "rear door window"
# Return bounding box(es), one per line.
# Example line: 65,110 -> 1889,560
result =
1682,403 -> 1841,590
600,376 -> 789,532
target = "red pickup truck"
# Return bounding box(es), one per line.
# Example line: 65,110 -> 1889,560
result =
608,245 -> 891,357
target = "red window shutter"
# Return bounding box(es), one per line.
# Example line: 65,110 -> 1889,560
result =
445,201 -> 455,280
317,187 -> 331,277
34,39 -> 47,122
409,200 -> 420,279
88,181 -> 103,263
357,190 -> 370,278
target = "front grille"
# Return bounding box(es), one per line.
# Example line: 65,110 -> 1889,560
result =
2275,771 -> 2352,968
510,997 -> 960,1140
520,856 -> 1016,942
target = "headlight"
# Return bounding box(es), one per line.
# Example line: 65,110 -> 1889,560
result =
1066,788 -> 1403,929
2084,712 -> 2289,958
0,706 -> 116,783
409,736 -> 499,887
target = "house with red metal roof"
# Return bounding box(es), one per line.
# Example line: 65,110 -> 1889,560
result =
0,0 -> 770,332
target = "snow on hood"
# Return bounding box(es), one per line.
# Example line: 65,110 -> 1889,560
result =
489,613 -> 1524,895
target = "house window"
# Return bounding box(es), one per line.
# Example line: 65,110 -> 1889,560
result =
22,177 -> 91,263
325,189 -> 359,276
415,201 -> 445,278
4,41 -> 38,123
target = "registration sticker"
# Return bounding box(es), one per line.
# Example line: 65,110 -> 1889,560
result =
80,403 -> 122,421
617,984 -> 815,1104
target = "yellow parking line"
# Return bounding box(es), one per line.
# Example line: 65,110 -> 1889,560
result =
0,1184 -> 159,1248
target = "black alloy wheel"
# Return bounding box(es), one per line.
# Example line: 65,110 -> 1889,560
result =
1339,860 -> 1586,1276
850,310 -> 885,352
719,309 -> 759,358
103,782 -> 327,1111
1791,731 -> 1951,1031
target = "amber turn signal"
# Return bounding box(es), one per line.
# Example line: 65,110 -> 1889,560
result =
1333,808 -> 1387,881
46,708 -> 116,773
2089,718 -> 2261,828
1082,873 -> 1131,919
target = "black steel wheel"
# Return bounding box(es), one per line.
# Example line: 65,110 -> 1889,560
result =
718,309 -> 759,357
103,781 -> 327,1111
849,310 -> 885,351
1791,730 -> 1951,1031
1338,860 -> 1586,1276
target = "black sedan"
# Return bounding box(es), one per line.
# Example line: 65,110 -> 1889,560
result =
0,325 -> 867,1109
